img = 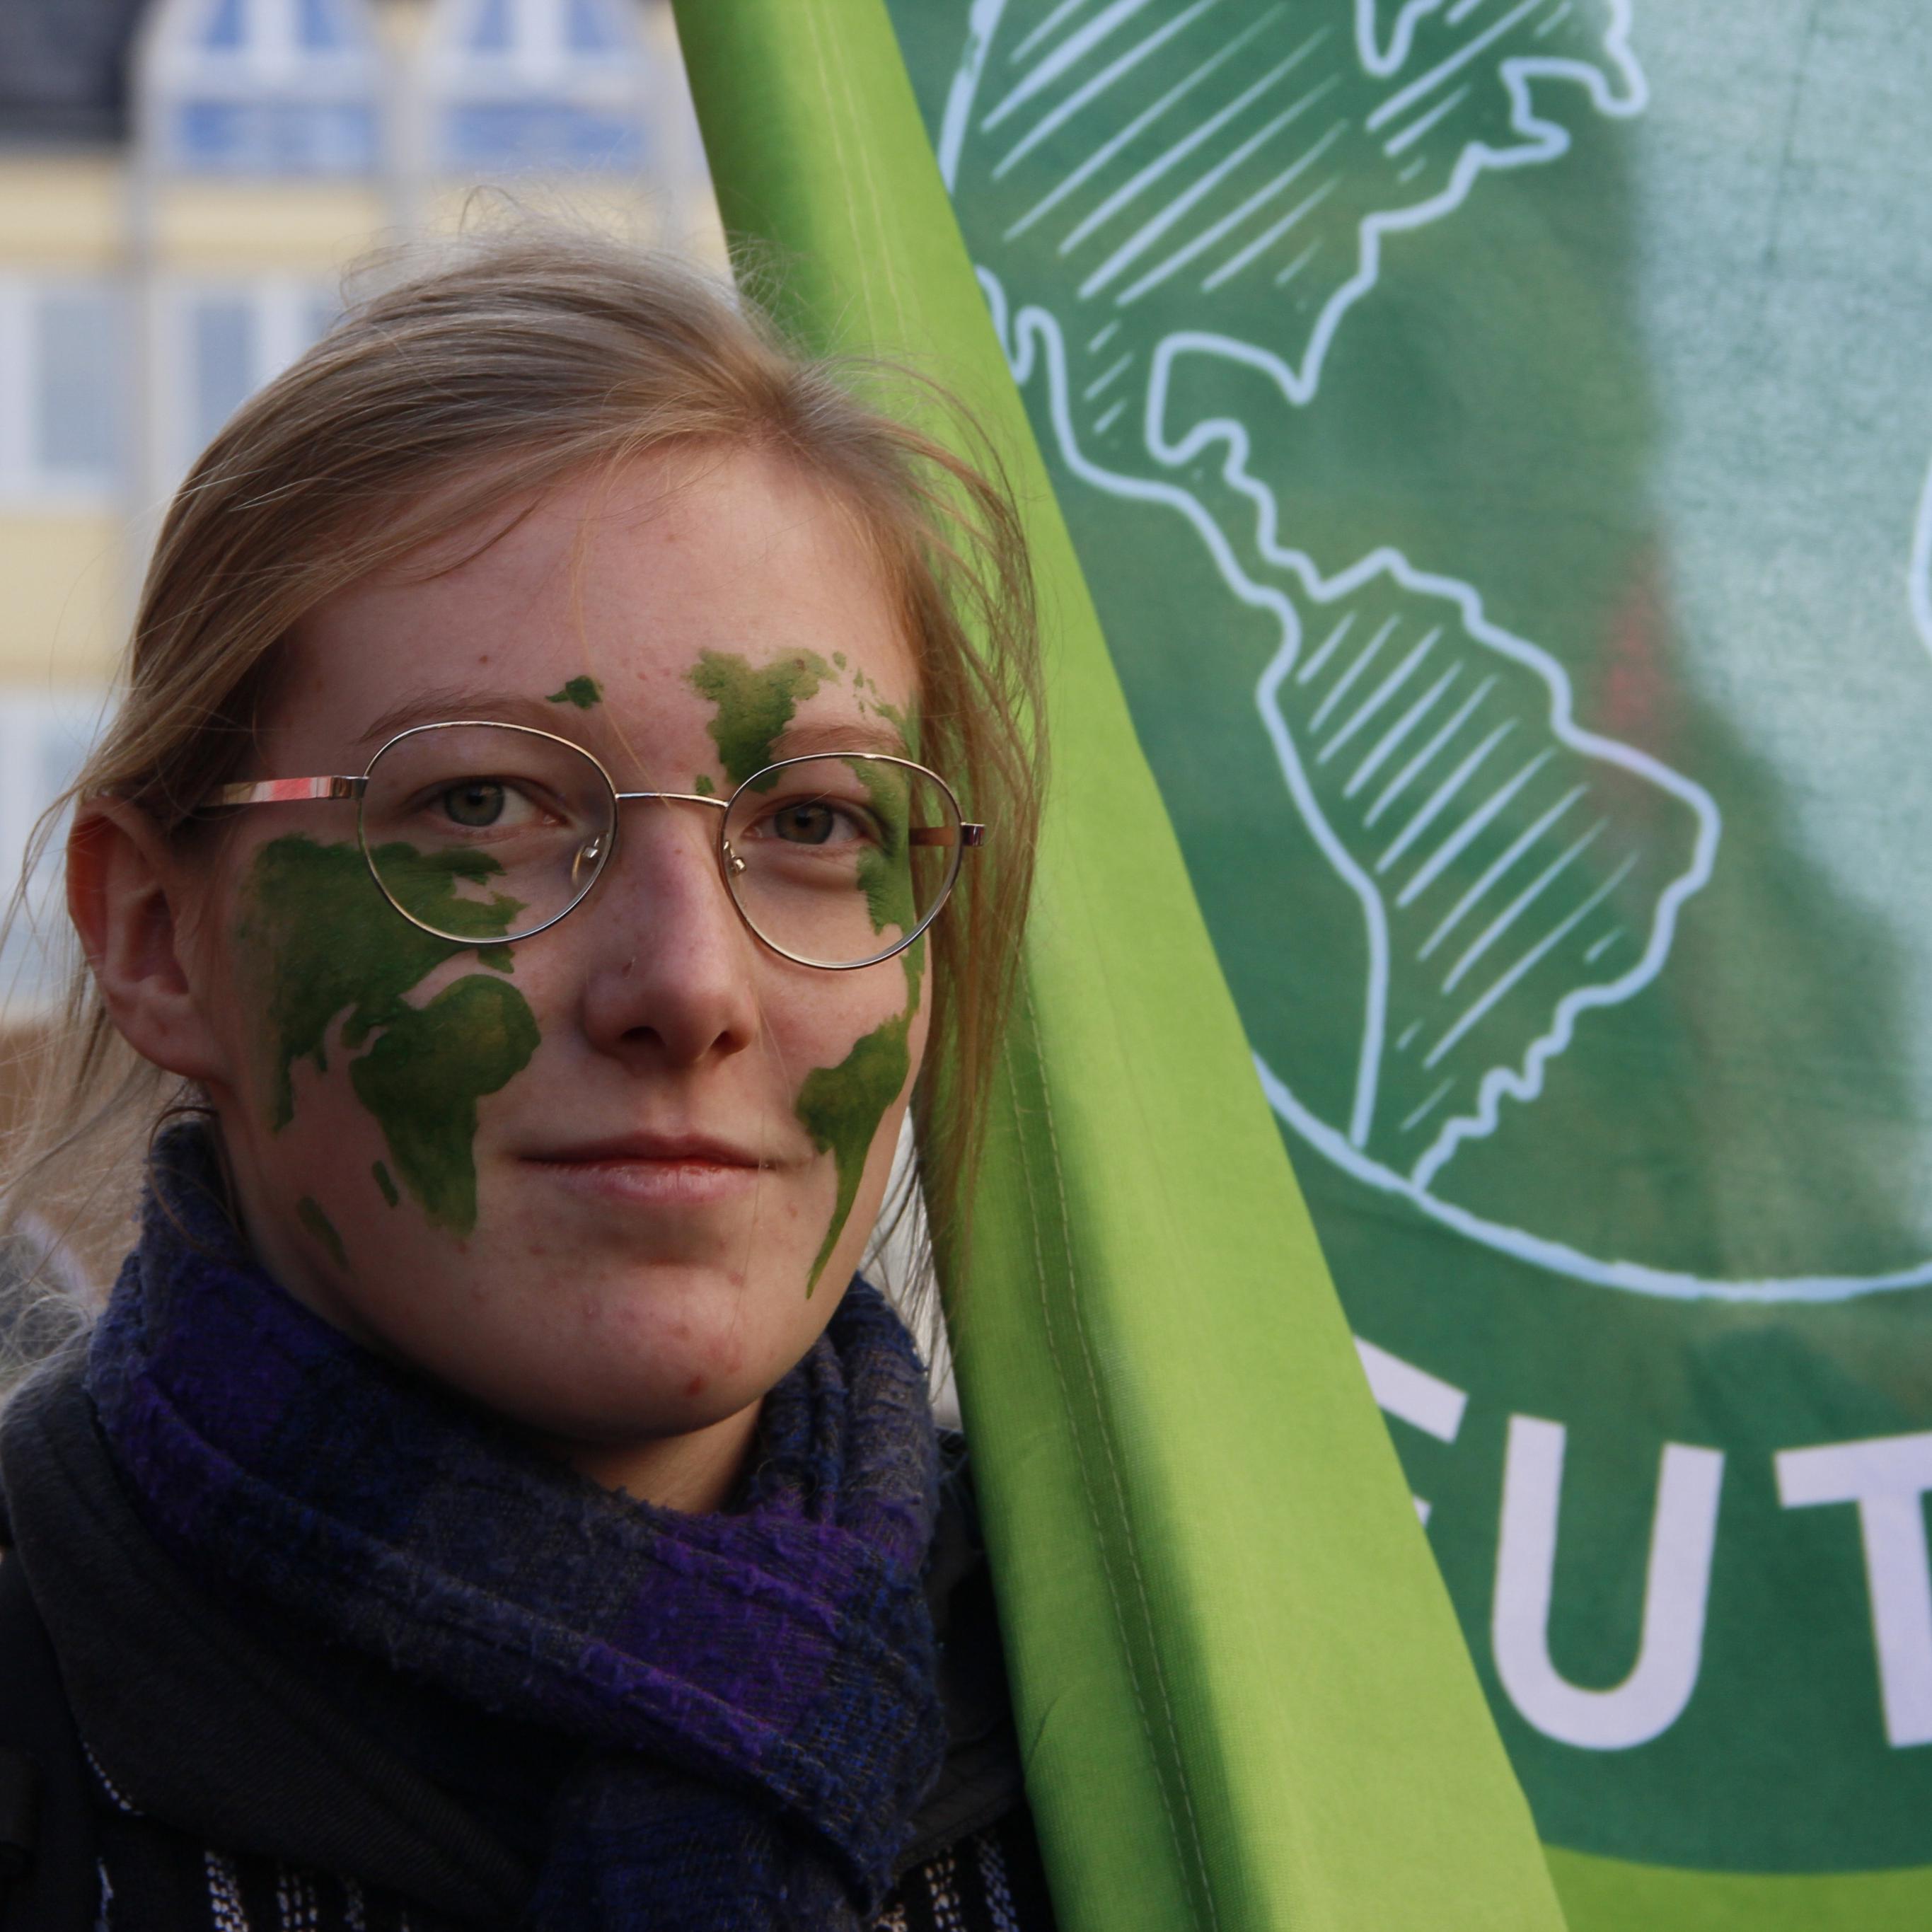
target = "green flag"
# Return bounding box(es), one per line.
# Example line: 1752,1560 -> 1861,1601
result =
874,2 -> 1932,1928
671,4 -> 1565,1930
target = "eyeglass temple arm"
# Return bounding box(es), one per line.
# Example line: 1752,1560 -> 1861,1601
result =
207,776 -> 366,807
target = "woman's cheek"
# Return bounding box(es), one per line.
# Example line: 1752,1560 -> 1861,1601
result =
230,831 -> 540,1243
789,938 -> 927,1297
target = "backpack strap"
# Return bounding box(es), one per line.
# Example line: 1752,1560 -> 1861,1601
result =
0,1556 -> 98,1930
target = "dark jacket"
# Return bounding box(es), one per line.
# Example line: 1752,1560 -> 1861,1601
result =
0,1353 -> 1055,1930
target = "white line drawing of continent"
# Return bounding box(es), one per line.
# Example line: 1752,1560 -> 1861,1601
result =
940,0 -> 1647,429
936,1 -> 1932,1300
992,286 -> 1718,1200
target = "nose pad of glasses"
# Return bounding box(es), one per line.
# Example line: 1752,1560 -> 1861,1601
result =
721,838 -> 746,879
571,832 -> 607,886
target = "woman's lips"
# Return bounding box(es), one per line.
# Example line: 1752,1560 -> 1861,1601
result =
524,1135 -> 777,1208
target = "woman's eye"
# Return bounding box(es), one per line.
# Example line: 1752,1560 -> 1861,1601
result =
758,797 -> 881,847
435,780 -> 547,831
773,802 -> 838,845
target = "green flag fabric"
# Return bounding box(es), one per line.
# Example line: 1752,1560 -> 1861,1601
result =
873,3 -> 1932,1928
671,4 -> 1565,1929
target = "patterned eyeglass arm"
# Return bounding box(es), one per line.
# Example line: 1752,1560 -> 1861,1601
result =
205,776 -> 368,808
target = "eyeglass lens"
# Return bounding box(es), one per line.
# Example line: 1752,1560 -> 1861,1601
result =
359,724 -> 964,966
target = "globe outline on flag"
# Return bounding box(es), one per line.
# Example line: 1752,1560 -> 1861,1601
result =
936,0 -> 1932,1305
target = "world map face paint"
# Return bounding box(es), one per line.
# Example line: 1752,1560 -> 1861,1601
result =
235,833 -> 539,1241
688,649 -> 833,790
687,649 -> 925,1294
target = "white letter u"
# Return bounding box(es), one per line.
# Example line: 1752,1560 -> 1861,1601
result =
1492,1415 -> 1724,1750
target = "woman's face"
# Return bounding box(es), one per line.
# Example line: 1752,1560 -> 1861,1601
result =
186,449 -> 930,1485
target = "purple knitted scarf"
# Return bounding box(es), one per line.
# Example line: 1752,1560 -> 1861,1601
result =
86,1129 -> 947,1928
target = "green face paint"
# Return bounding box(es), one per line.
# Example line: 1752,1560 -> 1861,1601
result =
795,1012 -> 911,1296
372,1161 -> 399,1208
851,758 -> 920,970
545,676 -> 603,710
297,1196 -> 349,1270
349,975 -> 539,1235
236,834 -> 538,1237
687,649 -> 833,790
788,751 -> 933,1295
693,773 -> 715,797
867,695 -> 916,757
686,654 -> 930,1293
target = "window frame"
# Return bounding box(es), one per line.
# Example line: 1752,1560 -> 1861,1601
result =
422,0 -> 652,177
154,277 -> 340,485
0,687 -> 104,1021
141,0 -> 385,176
0,277 -> 128,511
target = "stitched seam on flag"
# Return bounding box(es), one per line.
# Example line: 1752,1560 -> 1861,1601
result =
1018,976 -> 1215,1924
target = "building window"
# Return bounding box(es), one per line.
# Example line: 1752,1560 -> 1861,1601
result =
426,0 -> 650,175
0,282 -> 127,507
162,280 -> 337,478
0,693 -> 98,1019
144,0 -> 383,176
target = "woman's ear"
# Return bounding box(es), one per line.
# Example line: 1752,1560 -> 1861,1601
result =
66,804 -> 231,1085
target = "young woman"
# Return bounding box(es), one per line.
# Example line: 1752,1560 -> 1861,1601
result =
0,233 -> 1051,1931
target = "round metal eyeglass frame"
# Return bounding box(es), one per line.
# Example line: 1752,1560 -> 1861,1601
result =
206,719 -> 985,971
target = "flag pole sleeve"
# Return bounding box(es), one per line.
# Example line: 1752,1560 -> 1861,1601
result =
670,6 -> 1568,1928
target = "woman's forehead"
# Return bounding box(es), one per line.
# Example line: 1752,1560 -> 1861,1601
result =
277,449 -> 918,759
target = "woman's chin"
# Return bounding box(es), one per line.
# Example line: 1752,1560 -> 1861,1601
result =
427,1270 -> 810,1434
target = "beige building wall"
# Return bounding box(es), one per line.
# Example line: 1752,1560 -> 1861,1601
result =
0,154 -> 123,266
0,151 -> 134,685
0,523 -> 125,685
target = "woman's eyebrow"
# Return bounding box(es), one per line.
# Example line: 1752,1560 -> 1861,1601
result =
356,689 -> 577,746
773,717 -> 911,759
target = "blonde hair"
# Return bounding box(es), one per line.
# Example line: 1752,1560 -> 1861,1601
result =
2,228 -> 1042,1310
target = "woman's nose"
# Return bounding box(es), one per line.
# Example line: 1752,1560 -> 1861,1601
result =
575,806 -> 763,1069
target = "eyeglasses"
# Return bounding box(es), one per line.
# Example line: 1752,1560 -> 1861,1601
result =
207,719 -> 983,970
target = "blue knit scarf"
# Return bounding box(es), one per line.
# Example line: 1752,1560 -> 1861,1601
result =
86,1129 -> 947,1928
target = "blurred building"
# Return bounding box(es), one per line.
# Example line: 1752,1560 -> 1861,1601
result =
0,0 -> 717,1010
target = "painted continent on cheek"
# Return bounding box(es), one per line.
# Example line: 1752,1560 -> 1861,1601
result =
686,648 -> 833,789
236,835 -> 538,1237
789,760 -> 930,1296
688,659 -> 930,1296
794,1011 -> 912,1297
349,976 -> 540,1235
